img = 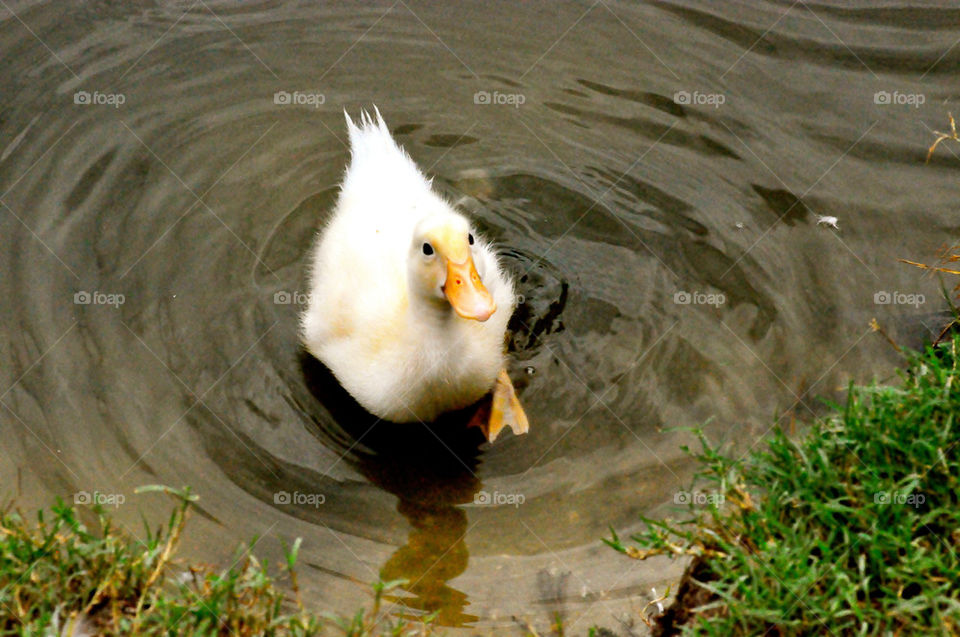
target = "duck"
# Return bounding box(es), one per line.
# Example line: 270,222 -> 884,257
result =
300,108 -> 528,442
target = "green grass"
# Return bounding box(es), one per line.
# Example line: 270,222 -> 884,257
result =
606,335 -> 960,635
0,485 -> 434,636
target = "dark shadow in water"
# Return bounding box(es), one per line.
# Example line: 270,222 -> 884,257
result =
300,351 -> 485,626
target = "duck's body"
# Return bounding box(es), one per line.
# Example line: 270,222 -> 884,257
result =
300,110 -> 524,436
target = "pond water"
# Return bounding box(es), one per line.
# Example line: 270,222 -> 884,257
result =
1,0 -> 957,631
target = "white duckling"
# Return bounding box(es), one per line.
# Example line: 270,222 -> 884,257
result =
300,108 -> 528,442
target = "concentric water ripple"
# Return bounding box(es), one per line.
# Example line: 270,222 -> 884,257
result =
2,0 -> 958,629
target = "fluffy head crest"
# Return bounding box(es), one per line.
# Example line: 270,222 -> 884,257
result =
344,106 -> 389,148
341,107 -> 430,191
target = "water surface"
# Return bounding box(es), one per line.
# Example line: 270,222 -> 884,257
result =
2,0 -> 958,631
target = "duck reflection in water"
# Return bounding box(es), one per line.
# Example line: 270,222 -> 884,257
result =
301,351 -> 488,626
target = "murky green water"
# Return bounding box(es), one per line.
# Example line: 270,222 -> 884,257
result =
2,1 -> 957,631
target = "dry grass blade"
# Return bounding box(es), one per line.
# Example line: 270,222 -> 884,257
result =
898,259 -> 960,277
927,112 -> 959,162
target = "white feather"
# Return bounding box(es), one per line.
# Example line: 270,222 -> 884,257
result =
300,109 -> 515,422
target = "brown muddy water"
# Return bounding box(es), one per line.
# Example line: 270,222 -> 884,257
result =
1,1 -> 958,632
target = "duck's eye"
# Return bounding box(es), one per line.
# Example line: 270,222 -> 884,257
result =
422,242 -> 434,256
468,233 -> 475,246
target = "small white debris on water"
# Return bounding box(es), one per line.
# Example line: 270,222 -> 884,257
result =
735,222 -> 745,230
816,215 -> 839,230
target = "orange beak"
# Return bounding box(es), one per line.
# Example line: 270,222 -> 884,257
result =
443,257 -> 496,321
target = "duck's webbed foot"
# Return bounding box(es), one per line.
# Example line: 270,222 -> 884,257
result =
471,369 -> 529,443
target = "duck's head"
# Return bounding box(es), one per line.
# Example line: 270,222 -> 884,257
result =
409,213 -> 497,322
